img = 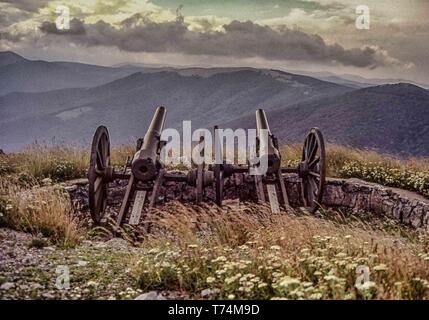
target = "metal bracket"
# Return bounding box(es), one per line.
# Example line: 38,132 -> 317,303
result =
149,169 -> 165,208
129,190 -> 147,225
266,184 -> 280,213
116,175 -> 135,226
254,174 -> 266,203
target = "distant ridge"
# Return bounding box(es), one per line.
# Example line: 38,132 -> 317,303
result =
0,52 -> 138,95
290,69 -> 429,90
0,51 -> 27,67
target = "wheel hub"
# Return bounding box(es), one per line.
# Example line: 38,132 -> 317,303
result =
299,161 -> 309,177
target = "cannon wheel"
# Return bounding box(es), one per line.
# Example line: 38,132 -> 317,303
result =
88,126 -> 110,224
300,128 -> 326,213
214,164 -> 224,206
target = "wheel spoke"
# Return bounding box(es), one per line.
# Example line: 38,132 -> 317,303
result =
94,184 -> 106,213
94,182 -> 102,201
309,156 -> 320,169
305,135 -> 314,160
309,171 -> 320,178
309,177 -> 319,196
102,135 -> 109,161
94,177 -> 103,193
308,138 -> 318,162
96,147 -> 104,169
306,179 -> 315,205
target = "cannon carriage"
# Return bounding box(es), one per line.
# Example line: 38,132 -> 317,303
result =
87,106 -> 326,226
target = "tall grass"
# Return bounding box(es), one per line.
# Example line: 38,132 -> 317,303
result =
281,144 -> 429,196
0,178 -> 82,246
0,143 -> 138,182
281,144 -> 429,175
135,202 -> 429,299
12,144 -> 89,182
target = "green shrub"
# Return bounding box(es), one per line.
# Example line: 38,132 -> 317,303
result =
51,159 -> 86,181
29,237 -> 49,249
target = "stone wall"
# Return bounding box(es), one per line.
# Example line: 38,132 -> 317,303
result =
64,175 -> 429,230
320,178 -> 429,229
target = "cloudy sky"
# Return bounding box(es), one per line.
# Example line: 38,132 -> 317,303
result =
1,0 -> 428,83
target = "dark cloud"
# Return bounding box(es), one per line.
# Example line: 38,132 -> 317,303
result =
35,16 -> 397,68
39,18 -> 86,35
0,32 -> 25,43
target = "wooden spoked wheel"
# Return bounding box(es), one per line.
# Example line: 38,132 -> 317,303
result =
299,128 -> 326,213
214,164 -> 224,206
88,126 -> 110,224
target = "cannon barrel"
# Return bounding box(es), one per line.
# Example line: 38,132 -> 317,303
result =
255,109 -> 281,172
131,106 -> 166,181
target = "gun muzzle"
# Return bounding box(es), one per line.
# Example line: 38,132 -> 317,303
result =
132,106 -> 166,181
255,109 -> 281,173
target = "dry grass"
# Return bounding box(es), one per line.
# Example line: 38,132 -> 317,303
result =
0,178 -> 82,247
134,202 -> 429,300
10,144 -> 89,182
281,144 -> 429,196
110,144 -> 136,167
281,143 -> 429,176
0,143 -> 138,182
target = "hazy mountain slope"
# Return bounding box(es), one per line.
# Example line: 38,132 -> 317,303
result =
0,52 -> 138,95
0,69 -> 350,150
228,83 -> 429,157
2,53 -> 428,157
287,70 -> 372,89
0,51 -> 26,67
339,74 -> 429,90
289,69 -> 429,90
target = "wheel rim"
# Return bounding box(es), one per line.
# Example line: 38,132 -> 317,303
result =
300,128 -> 326,213
88,126 -> 110,224
214,164 -> 224,206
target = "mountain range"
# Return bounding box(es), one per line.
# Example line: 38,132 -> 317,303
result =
0,51 -> 428,157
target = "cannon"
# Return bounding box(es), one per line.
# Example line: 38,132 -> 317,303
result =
209,109 -> 326,214
87,106 -> 326,226
87,106 -> 214,225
